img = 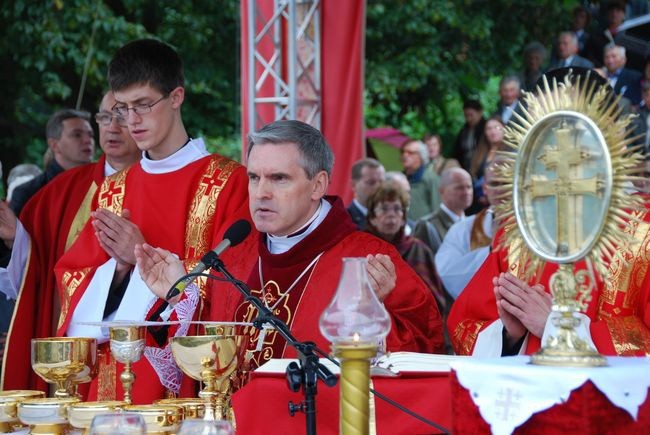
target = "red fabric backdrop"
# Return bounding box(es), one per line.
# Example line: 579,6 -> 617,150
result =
240,1 -> 365,203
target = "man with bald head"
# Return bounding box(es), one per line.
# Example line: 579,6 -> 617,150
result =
435,161 -> 502,300
413,167 -> 473,256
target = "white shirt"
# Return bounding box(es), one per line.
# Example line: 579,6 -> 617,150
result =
267,199 -> 332,254
351,198 -> 367,216
501,101 -> 518,124
434,209 -> 494,299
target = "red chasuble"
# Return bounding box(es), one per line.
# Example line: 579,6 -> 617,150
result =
448,207 -> 650,357
48,154 -> 255,403
2,156 -> 106,392
211,197 -> 444,369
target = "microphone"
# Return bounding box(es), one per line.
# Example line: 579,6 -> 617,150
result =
165,219 -> 251,300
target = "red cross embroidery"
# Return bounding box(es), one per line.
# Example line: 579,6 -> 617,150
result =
201,175 -> 221,195
100,181 -> 124,207
65,270 -> 84,287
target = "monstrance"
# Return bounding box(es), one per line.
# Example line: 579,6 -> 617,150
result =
492,71 -> 645,367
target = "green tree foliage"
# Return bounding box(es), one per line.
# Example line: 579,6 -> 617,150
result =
0,0 -> 242,177
365,0 -> 578,153
1,0 -> 581,178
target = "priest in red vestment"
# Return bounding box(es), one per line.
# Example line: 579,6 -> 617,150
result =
46,40 -> 258,404
136,120 -> 445,372
447,204 -> 650,357
1,91 -> 140,392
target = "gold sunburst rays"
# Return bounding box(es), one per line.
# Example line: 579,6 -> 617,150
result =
493,72 -> 646,282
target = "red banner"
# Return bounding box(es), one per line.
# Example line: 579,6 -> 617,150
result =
240,1 -> 365,203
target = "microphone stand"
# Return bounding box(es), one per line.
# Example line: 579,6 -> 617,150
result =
206,253 -> 336,435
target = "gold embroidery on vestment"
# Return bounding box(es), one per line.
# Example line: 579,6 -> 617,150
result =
453,320 -> 486,355
65,181 -> 98,251
184,156 -> 238,299
58,267 -> 92,330
97,168 -> 129,213
97,350 -> 117,400
470,209 -> 492,251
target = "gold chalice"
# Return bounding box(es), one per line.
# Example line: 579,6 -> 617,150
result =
17,397 -> 79,434
68,401 -> 125,434
170,333 -> 247,423
109,324 -> 146,404
0,390 -> 45,432
122,404 -> 184,434
31,337 -> 98,398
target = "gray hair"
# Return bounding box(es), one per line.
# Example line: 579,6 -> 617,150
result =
404,140 -> 430,166
7,163 -> 43,202
247,120 -> 334,178
46,109 -> 91,140
558,31 -> 579,47
439,167 -> 470,189
499,75 -> 521,90
604,43 -> 625,58
7,163 -> 42,186
524,41 -> 547,59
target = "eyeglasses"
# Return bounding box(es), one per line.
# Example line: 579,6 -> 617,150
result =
374,205 -> 404,216
112,94 -> 168,117
94,112 -> 127,127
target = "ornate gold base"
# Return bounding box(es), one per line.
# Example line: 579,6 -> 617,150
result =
531,311 -> 608,367
531,348 -> 608,367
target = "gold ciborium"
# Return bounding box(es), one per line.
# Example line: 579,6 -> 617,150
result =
170,333 -> 246,423
68,400 -> 125,434
31,337 -> 97,398
17,397 -> 79,434
0,390 -> 45,432
109,324 -> 146,404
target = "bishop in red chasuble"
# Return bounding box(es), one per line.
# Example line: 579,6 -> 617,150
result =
211,196 -> 445,369
448,207 -> 650,357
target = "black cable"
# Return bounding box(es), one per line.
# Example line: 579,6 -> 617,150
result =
171,272 -> 450,434
312,347 -> 450,434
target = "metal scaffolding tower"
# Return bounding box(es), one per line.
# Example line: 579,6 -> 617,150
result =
247,0 -> 321,132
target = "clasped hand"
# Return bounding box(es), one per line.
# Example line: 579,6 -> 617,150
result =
493,272 -> 552,344
92,208 -> 145,266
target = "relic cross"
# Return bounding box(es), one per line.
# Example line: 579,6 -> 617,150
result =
529,125 -> 600,254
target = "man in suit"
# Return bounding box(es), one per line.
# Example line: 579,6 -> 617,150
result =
493,76 -> 521,125
548,32 -> 594,71
347,158 -> 385,229
413,167 -> 473,256
603,43 -> 642,106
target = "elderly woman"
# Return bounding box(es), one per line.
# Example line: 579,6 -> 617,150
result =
365,182 -> 449,315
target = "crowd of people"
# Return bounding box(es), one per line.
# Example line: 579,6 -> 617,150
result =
0,1 -> 648,404
348,1 -> 650,357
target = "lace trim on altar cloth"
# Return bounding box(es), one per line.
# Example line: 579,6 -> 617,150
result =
144,286 -> 199,394
450,356 -> 650,435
